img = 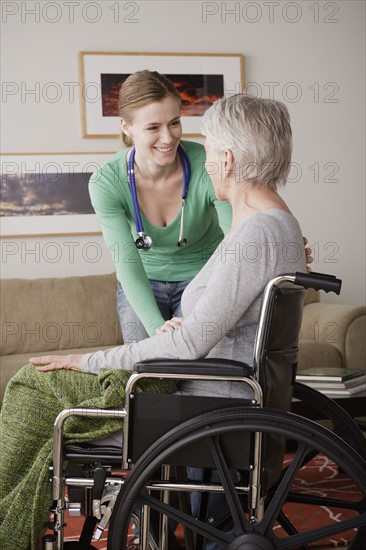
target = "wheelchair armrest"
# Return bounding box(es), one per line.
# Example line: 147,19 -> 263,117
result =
134,358 -> 254,378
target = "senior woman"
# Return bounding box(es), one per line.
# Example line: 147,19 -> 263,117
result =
0,94 -> 306,550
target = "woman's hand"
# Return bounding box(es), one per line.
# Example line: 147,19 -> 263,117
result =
303,237 -> 313,272
155,317 -> 183,335
30,354 -> 82,372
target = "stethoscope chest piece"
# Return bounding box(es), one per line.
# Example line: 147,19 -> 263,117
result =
135,234 -> 153,250
128,144 -> 191,251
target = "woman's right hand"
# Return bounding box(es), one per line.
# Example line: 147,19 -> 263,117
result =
29,354 -> 82,372
155,317 -> 183,335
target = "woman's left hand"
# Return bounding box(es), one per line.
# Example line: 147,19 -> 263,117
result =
303,237 -> 313,272
30,354 -> 82,372
155,317 -> 183,335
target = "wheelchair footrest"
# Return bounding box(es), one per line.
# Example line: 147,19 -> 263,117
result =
64,544 -> 98,549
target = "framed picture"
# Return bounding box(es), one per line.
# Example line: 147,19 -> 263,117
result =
0,152 -> 114,237
79,52 -> 244,138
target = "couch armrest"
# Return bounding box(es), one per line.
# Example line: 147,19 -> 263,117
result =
301,303 -> 366,370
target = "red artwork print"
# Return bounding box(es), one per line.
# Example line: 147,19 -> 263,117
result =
101,73 -> 224,118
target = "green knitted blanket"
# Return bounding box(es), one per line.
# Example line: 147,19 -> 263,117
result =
0,364 -> 177,550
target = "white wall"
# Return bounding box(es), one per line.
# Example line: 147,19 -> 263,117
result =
1,0 -> 365,305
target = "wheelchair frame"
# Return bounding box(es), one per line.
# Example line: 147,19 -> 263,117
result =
51,362 -> 263,549
44,272 -> 366,550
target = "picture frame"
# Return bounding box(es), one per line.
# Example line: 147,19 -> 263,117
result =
79,52 -> 244,138
0,152 -> 114,237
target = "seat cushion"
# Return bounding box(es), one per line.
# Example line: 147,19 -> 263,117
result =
64,443 -> 123,464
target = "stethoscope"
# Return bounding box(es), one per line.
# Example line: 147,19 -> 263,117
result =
128,143 -> 191,250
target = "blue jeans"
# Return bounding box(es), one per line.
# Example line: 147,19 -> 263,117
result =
116,279 -> 191,342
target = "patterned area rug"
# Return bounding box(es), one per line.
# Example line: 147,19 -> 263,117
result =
61,453 -> 362,549
275,453 -> 362,548
63,514 -> 110,548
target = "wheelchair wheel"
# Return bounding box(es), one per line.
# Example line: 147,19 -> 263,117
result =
108,407 -> 366,550
293,382 -> 366,459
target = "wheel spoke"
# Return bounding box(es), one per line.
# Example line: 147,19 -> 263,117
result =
274,513 -> 366,549
260,442 -> 309,532
286,492 -> 365,512
138,489 -> 231,547
206,435 -> 251,534
277,511 -> 310,550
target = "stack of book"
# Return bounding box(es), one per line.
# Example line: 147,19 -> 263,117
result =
296,367 -> 366,398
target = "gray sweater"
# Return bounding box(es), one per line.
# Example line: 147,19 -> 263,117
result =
80,209 -> 306,398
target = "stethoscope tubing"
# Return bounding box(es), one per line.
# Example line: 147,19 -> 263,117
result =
128,143 -> 191,248
177,144 -> 190,199
128,148 -> 145,235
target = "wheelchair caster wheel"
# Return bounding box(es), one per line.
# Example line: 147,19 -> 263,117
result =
42,534 -> 56,550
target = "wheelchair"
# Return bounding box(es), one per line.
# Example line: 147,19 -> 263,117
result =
43,272 -> 366,550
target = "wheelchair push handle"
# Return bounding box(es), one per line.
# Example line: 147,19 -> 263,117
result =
294,271 -> 342,294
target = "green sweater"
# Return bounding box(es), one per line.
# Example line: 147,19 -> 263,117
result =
89,141 -> 232,336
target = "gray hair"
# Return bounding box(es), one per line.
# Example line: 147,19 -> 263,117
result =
201,94 -> 292,190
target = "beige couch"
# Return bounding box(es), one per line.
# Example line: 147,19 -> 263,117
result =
0,273 -> 122,403
1,273 -> 365,403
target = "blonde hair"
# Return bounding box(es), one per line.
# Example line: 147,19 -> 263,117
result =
118,70 -> 182,147
201,94 -> 292,190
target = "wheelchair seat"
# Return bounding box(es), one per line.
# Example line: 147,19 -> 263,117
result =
64,443 -> 123,464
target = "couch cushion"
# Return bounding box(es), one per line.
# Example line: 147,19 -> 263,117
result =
303,288 -> 320,306
298,339 -> 343,372
0,274 -> 122,357
301,302 -> 366,364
